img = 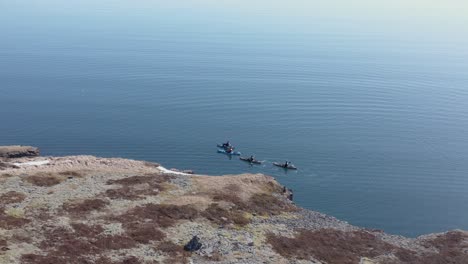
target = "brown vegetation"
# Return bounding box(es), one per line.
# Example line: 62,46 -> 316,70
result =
267,229 -> 396,264
0,239 -> 6,248
11,233 -> 33,244
144,161 -> 160,168
247,193 -> 296,216
93,235 -> 137,250
403,231 -> 468,264
107,174 -> 174,186
71,223 -> 104,237
24,223 -> 149,264
212,191 -> 295,216
62,198 -> 109,216
204,252 -> 222,262
0,211 -> 30,230
202,203 -> 249,226
124,222 -> 166,243
94,256 -> 144,264
24,171 -> 85,187
59,170 -> 84,177
105,186 -> 143,200
156,241 -> 191,264
0,191 -> 26,205
105,174 -> 174,200
117,203 -> 198,228
25,173 -> 63,187
268,229 -> 468,264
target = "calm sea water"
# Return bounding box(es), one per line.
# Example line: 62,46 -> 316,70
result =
1,1 -> 468,237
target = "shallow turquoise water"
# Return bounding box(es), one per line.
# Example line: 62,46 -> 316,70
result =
1,1 -> 468,237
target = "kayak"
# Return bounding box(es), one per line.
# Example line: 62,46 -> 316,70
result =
217,149 -> 241,156
240,157 -> 262,164
273,162 -> 297,170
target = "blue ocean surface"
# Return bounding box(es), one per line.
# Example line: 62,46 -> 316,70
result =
1,1 -> 468,237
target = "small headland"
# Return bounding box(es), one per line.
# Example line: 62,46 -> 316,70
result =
0,146 -> 466,264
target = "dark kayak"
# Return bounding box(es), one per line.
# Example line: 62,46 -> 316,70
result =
240,157 -> 262,164
273,162 -> 297,170
217,149 -> 241,155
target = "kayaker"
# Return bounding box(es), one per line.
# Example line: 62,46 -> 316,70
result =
284,161 -> 290,168
226,147 -> 234,154
249,155 -> 255,162
222,141 -> 231,148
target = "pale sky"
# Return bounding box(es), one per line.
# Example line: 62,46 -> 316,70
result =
1,0 -> 467,41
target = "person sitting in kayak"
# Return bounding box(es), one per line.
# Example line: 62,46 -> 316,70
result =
284,161 -> 290,168
226,147 -> 234,153
222,141 -> 231,148
249,155 -> 255,162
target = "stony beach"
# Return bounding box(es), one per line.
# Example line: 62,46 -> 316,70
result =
0,146 -> 467,264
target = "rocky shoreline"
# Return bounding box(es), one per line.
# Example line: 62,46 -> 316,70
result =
0,147 -> 467,264
0,146 -> 39,159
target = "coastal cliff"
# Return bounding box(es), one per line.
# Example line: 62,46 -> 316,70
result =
0,153 -> 467,264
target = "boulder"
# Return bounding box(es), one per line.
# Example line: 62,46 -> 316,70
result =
184,236 -> 202,252
0,146 -> 40,159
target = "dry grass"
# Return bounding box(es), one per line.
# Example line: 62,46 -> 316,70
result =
411,231 -> 468,264
143,161 -> 160,168
93,235 -> 137,250
193,174 -> 281,201
204,252 -> 223,262
116,203 -> 199,228
105,174 -> 174,200
107,174 -> 174,186
94,256 -> 144,264
157,241 -> 191,264
212,191 -> 295,216
247,193 -> 296,216
24,222 -> 151,264
59,170 -> 84,177
11,233 -> 33,244
62,198 -> 109,216
25,173 -> 63,187
24,171 -> 85,187
71,223 -> 104,237
202,203 -> 250,226
124,222 -> 166,243
268,229 -> 468,264
105,186 -> 143,200
0,210 -> 30,230
0,191 -> 26,205
267,229 -> 396,264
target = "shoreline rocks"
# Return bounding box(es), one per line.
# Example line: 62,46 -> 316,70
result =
0,153 -> 467,263
0,146 -> 40,159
